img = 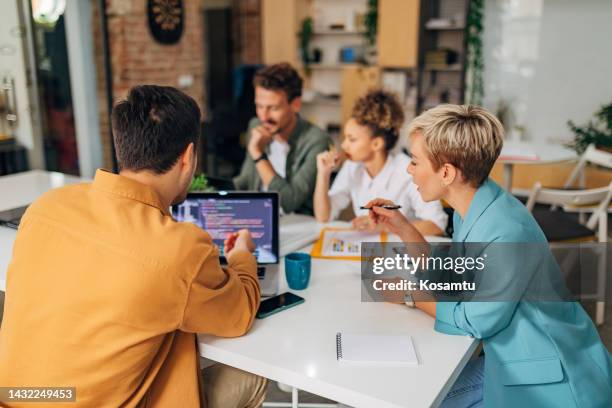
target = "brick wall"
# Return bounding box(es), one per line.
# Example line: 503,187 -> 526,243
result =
92,1 -> 113,170
233,0 -> 262,65
93,0 -> 206,170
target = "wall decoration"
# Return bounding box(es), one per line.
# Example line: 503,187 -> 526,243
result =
147,0 -> 184,45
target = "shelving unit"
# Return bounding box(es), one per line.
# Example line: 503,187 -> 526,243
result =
288,0 -> 370,142
261,0 -> 471,145
416,0 -> 470,113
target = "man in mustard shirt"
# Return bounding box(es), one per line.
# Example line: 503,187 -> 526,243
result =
0,86 -> 267,407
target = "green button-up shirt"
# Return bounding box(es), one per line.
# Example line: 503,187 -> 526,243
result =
233,115 -> 332,215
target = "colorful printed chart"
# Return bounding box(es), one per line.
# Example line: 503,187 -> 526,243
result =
311,228 -> 387,260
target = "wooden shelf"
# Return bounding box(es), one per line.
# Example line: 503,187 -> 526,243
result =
302,96 -> 341,107
313,30 -> 366,35
425,25 -> 465,31
423,66 -> 463,72
302,63 -> 362,71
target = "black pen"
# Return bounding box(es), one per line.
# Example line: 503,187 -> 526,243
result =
360,205 -> 402,210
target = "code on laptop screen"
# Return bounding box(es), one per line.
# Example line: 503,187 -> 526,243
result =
173,197 -> 277,264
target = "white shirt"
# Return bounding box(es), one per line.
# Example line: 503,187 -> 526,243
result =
268,139 -> 290,178
327,153 -> 448,232
261,139 -> 290,194
262,140 -> 290,216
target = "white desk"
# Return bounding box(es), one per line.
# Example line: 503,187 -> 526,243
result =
498,141 -> 576,192
199,226 -> 477,408
0,173 -> 477,407
0,170 -> 83,212
0,170 -> 83,291
279,214 -> 324,257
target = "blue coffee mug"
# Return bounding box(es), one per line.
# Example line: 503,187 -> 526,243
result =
285,252 -> 311,290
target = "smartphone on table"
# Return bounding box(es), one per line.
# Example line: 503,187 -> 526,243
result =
256,292 -> 305,319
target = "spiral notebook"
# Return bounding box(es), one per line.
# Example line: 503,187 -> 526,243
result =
335,333 -> 418,366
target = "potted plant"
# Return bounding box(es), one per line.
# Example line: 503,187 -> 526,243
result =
567,103 -> 612,154
189,174 -> 211,192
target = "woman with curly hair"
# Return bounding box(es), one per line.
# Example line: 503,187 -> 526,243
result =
314,89 -> 447,235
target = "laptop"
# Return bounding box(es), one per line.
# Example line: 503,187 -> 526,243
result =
0,205 -> 29,229
172,192 -> 280,296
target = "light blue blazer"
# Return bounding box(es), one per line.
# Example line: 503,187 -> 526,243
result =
435,179 -> 611,407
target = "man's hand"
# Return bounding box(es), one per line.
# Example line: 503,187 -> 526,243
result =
248,126 -> 274,159
224,229 -> 256,258
365,198 -> 411,236
316,150 -> 338,178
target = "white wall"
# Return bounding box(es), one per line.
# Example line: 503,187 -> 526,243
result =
65,0 -> 102,178
0,0 -> 44,169
482,0 -> 612,143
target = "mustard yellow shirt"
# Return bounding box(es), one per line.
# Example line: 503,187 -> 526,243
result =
0,169 -> 260,407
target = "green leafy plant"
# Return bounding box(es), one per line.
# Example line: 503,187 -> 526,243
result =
465,0 -> 484,105
189,174 -> 209,192
566,103 -> 612,154
299,17 -> 314,74
364,0 -> 378,46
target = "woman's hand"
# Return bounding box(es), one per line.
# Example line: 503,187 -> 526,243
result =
365,198 -> 411,237
316,151 -> 338,177
351,215 -> 377,231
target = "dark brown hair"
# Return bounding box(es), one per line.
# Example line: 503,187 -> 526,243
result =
253,63 -> 303,102
111,85 -> 201,174
352,89 -> 405,151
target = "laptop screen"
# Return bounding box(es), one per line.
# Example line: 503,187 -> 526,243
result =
172,192 -> 279,265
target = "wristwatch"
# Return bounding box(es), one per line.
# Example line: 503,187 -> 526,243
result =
253,152 -> 268,164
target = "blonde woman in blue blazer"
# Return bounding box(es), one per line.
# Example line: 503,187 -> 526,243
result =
367,104 -> 611,407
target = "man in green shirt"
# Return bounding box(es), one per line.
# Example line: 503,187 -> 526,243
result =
233,63 -> 332,215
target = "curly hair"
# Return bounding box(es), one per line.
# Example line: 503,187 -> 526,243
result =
253,63 -> 303,102
351,89 -> 405,151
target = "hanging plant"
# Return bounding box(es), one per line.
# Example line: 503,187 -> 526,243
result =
298,17 -> 314,75
364,0 -> 378,46
465,0 -> 484,105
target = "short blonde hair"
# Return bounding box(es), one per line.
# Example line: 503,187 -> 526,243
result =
408,104 -> 504,186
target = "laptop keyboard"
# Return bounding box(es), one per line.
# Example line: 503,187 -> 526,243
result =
0,205 -> 28,230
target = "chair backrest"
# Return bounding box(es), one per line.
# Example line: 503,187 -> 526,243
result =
527,181 -> 612,241
527,182 -> 612,209
565,144 -> 612,188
